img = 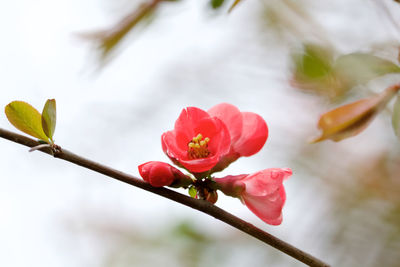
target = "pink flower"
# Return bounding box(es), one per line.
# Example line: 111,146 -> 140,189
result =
161,103 -> 268,174
138,161 -> 191,187
162,107 -> 231,173
215,168 -> 292,225
208,103 -> 268,171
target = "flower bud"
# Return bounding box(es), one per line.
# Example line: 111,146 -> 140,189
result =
205,190 -> 218,204
215,168 -> 292,225
138,161 -> 191,187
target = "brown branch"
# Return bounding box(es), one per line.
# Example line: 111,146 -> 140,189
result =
0,127 -> 330,267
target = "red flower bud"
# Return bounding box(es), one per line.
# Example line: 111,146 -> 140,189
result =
138,161 -> 190,187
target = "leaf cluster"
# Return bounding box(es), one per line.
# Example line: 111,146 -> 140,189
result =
5,99 -> 57,144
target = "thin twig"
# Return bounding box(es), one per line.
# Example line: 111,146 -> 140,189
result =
80,0 -> 163,57
0,127 -> 330,267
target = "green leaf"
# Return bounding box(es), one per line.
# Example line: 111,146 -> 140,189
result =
41,99 -> 56,142
5,101 -> 49,142
188,186 -> 197,198
392,96 -> 400,140
311,85 -> 400,143
291,44 -> 351,101
334,53 -> 400,86
294,44 -> 333,79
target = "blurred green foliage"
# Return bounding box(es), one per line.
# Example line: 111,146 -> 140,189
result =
292,43 -> 400,102
334,53 -> 400,87
68,219 -> 289,267
294,44 -> 333,79
210,0 -> 225,9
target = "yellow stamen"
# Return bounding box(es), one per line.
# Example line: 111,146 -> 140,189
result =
187,133 -> 210,159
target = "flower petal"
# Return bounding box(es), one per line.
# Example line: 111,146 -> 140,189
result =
161,131 -> 187,160
174,107 -> 211,139
208,103 -> 243,144
242,185 -> 286,225
242,168 -> 292,197
215,168 -> 291,225
179,155 -> 220,173
232,112 -> 268,156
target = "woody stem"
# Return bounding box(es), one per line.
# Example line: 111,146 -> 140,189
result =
0,127 -> 330,267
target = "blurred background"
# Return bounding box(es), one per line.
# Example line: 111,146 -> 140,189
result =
1,0 -> 400,266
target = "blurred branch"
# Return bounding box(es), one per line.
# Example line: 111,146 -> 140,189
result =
0,127 -> 330,267
263,0 -> 333,46
81,0 -> 163,57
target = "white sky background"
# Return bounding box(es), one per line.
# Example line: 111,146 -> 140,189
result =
1,0 -> 400,266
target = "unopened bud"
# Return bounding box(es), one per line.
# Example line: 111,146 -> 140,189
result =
138,161 -> 191,187
205,190 -> 218,204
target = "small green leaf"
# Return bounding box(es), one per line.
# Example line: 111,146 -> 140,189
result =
291,44 -> 349,101
41,99 -> 56,142
189,186 -> 197,198
5,101 -> 49,142
392,96 -> 400,139
295,44 -> 333,79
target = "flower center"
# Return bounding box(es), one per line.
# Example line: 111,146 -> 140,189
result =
188,133 -> 210,159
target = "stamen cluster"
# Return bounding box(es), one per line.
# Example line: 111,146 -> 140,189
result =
188,133 -> 210,159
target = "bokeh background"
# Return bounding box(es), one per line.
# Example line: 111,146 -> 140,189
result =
1,0 -> 400,266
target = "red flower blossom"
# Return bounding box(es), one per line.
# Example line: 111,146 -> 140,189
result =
208,103 -> 268,171
162,107 -> 231,173
215,168 -> 292,225
138,161 -> 191,187
161,104 -> 268,174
